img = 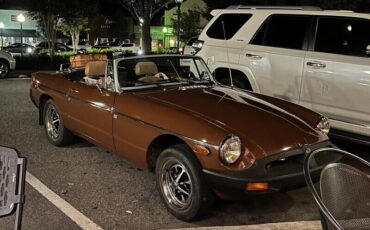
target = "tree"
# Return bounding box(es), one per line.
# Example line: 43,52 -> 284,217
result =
119,0 -> 177,53
28,0 -> 97,56
58,0 -> 97,52
59,18 -> 88,52
28,0 -> 63,58
172,10 -> 202,43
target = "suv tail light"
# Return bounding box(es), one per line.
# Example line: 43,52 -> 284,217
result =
192,40 -> 204,54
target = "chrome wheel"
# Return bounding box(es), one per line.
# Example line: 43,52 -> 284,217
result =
0,61 -> 9,78
45,105 -> 61,140
160,159 -> 192,210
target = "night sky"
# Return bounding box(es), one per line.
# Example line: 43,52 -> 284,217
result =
0,0 -> 128,16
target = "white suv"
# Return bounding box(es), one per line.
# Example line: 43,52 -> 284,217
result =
0,50 -> 16,78
196,6 -> 370,142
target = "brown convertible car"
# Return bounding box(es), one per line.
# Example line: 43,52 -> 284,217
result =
30,54 -> 339,220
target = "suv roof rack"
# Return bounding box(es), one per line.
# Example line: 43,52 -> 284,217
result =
227,5 -> 322,11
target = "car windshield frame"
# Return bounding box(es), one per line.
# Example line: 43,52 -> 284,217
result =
113,55 -> 216,92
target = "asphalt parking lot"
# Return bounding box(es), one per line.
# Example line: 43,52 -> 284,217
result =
0,77 -> 369,230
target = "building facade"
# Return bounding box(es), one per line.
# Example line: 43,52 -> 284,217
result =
0,10 -> 40,47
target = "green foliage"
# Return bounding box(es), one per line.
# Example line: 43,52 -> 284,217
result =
171,10 -> 202,43
58,18 -> 89,37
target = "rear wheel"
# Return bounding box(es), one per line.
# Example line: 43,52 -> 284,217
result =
43,99 -> 74,146
156,144 -> 215,221
0,60 -> 9,79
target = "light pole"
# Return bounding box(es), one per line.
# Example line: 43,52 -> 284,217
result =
0,22 -> 4,49
175,0 -> 183,53
162,27 -> 168,49
17,14 -> 25,57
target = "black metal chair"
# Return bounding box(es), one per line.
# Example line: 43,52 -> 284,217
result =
304,147 -> 370,230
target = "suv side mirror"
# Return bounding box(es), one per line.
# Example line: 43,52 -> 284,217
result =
0,146 -> 26,230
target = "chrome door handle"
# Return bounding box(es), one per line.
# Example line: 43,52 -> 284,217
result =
69,88 -> 79,94
246,53 -> 262,60
307,62 -> 326,68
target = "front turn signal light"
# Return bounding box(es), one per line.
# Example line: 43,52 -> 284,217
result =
246,182 -> 269,191
192,144 -> 210,156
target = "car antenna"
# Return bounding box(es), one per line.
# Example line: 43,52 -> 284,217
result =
221,20 -> 234,88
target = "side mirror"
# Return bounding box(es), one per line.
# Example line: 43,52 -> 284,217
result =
0,146 -> 26,230
59,63 -> 71,71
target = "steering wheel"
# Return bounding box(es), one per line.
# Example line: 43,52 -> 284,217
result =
182,70 -> 196,80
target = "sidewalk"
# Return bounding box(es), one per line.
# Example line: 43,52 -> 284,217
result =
173,220 -> 321,230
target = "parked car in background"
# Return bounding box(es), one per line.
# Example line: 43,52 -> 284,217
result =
183,37 -> 198,55
0,50 -> 16,78
94,42 -> 142,54
195,5 -> 370,143
168,46 -> 182,54
3,43 -> 35,55
66,41 -> 92,52
35,42 -> 73,54
30,54 -> 339,220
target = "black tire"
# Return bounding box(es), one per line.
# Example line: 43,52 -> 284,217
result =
155,144 -> 215,221
0,60 -> 10,79
43,99 -> 74,146
218,76 -> 251,90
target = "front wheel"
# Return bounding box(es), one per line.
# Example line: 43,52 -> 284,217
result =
0,60 -> 9,79
156,144 -> 215,221
43,99 -> 74,146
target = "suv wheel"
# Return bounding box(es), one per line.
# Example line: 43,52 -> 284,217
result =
0,60 -> 9,79
219,76 -> 251,90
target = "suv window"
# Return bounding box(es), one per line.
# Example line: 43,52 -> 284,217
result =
315,17 -> 370,57
206,14 -> 252,40
252,15 -> 312,50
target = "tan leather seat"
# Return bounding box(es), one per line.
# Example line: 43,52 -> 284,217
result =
135,62 -> 158,77
84,61 -> 107,86
135,62 -> 162,83
85,61 -> 107,76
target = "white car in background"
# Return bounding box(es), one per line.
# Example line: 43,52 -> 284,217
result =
0,50 -> 16,78
66,41 -> 92,52
195,5 -> 370,143
116,43 -> 142,54
183,37 -> 198,55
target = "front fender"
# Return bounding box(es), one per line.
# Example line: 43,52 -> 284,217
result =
249,91 -> 323,128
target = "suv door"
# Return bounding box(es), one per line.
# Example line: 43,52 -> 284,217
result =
300,16 -> 370,136
242,14 -> 313,103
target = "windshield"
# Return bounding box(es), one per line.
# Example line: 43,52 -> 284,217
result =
116,56 -> 214,89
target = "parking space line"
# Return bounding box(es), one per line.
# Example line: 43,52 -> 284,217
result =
26,171 -> 103,230
172,220 -> 322,230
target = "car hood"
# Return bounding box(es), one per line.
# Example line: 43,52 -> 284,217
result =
138,86 -> 325,159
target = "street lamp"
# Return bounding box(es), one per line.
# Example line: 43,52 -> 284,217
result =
17,14 -> 26,57
0,22 -> 4,49
174,0 -> 183,52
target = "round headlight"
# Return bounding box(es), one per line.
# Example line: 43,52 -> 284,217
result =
316,117 -> 330,134
220,136 -> 242,165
